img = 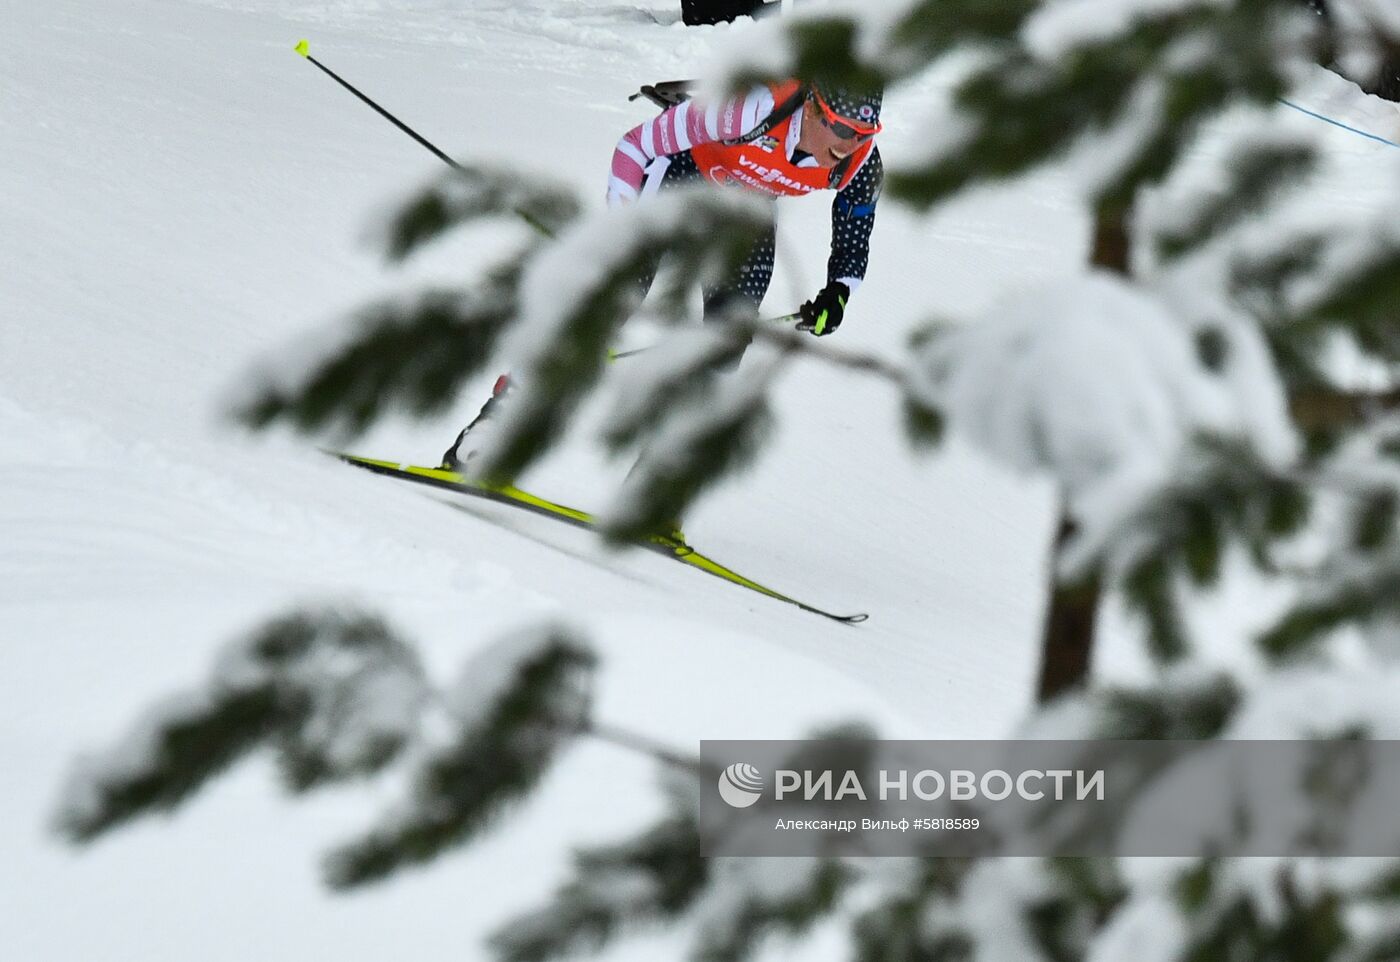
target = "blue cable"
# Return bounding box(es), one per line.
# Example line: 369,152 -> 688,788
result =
1278,97 -> 1400,149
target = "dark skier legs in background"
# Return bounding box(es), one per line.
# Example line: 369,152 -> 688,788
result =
1305,0 -> 1400,102
680,0 -> 780,26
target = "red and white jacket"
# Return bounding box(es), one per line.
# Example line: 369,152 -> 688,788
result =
608,81 -> 875,203
607,81 -> 883,292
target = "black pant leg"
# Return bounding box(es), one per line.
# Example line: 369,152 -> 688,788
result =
702,219 -> 775,321
681,0 -> 765,26
632,152 -> 707,298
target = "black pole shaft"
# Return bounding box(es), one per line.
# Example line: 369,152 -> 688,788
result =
300,50 -> 553,236
304,53 -> 465,173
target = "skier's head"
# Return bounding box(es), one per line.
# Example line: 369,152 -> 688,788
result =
810,82 -> 882,136
800,81 -> 882,167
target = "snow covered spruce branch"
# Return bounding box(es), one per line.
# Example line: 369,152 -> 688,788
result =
485,723 -> 880,962
51,610 -> 710,889
489,786 -> 851,962
54,609 -> 429,843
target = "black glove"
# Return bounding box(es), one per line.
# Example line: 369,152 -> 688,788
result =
797,281 -> 850,336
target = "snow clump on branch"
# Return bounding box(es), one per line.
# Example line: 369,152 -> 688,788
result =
912,271 -> 1297,566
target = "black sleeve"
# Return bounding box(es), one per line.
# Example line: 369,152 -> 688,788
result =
827,144 -> 882,289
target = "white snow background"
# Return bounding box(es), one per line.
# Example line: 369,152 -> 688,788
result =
4,0 -> 1399,959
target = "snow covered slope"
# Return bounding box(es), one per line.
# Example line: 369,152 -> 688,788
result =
7,0 -> 1393,958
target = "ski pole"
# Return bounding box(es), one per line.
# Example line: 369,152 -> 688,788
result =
1277,98 -> 1400,149
606,312 -> 803,360
292,40 -> 553,237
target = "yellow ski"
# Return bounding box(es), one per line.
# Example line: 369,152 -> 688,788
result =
335,453 -> 868,624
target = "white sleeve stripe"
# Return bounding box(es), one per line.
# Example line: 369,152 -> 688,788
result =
740,86 -> 773,136
705,102 -> 721,140
616,140 -> 649,168
641,119 -> 657,158
641,155 -> 672,197
608,176 -> 640,198
672,100 -> 692,151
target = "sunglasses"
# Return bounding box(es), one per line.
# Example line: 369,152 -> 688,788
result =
811,90 -> 882,140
